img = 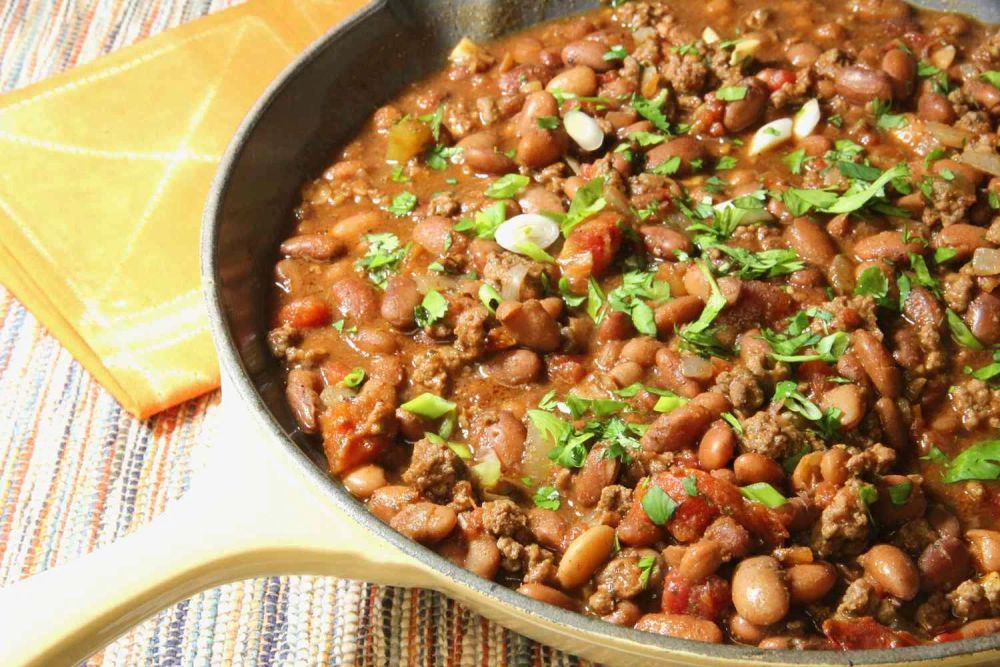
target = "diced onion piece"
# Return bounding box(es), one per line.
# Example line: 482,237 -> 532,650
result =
499,263 -> 529,301
930,44 -> 956,71
634,26 -> 656,43
793,99 -> 821,139
959,147 -> 1000,178
564,109 -> 605,151
972,248 -> 1000,276
472,451 -> 501,488
449,37 -> 486,65
730,38 -> 762,65
712,199 -> 774,225
702,26 -> 720,44
748,118 -> 793,156
926,120 -> 970,149
495,213 -> 560,255
680,354 -> 714,380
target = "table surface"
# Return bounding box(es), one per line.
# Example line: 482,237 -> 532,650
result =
0,1 -> 588,664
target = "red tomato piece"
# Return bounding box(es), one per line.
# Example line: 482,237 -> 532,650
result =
278,296 -> 332,328
823,617 -> 920,649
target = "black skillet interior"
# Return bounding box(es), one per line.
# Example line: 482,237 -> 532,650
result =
204,0 -> 1000,662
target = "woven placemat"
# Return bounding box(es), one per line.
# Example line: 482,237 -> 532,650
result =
0,2 -> 591,664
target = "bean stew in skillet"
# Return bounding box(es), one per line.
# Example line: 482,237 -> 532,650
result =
269,0 -> 1000,649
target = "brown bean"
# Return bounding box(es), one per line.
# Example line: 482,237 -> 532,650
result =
970,80 -> 1000,114
933,223 -> 990,261
918,536 -> 971,591
861,544 -> 918,600
457,131 -> 516,174
286,368 -> 321,433
917,91 -> 956,124
472,410 -> 526,471
835,65 -> 894,104
517,582 -> 575,609
556,524 -> 616,589
881,48 -> 916,98
635,614 -> 724,643
620,336 -> 661,367
331,277 -> 380,322
529,508 -> 567,551
953,618 -> 1000,640
389,502 -> 457,544
561,39 -> 613,71
728,612 -> 768,644
967,529 -> 1000,573
874,397 -> 908,452
902,286 -> 943,331
732,556 -> 790,626
790,451 -> 823,492
517,91 -> 560,137
704,516 -> 751,561
691,391 -> 731,419
342,464 -> 387,499
280,233 -> 346,261
640,402 -> 713,452
820,447 -> 850,486
413,216 -> 462,256
519,186 -> 565,215
516,129 -> 563,169
485,349 -> 542,386
682,264 -> 741,305
597,310 -> 637,341
851,329 -> 900,399
786,218 -> 837,266
465,536 -> 501,579
546,65 -> 598,97
723,80 -> 768,133
610,360 -> 644,387
368,485 -> 420,522
786,41 -> 821,68
640,225 -> 693,260
655,295 -> 704,336
680,540 -> 723,581
699,422 -> 736,470
646,136 -> 706,177
965,292 -> 1000,346
853,231 -> 923,263
787,562 -> 837,604
572,445 -> 620,507
380,275 -> 421,329
820,383 -> 864,430
603,601 -> 643,626
734,452 -> 784,486
497,299 -> 562,352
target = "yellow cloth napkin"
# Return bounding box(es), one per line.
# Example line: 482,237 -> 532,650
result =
0,0 -> 367,418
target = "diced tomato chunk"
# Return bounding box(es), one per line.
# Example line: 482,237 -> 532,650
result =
661,570 -> 730,621
823,617 -> 920,649
668,495 -> 717,544
558,212 -> 622,288
320,402 -> 389,474
756,68 -> 797,92
278,296 -> 332,328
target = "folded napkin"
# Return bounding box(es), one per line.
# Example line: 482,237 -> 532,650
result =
0,0 -> 366,418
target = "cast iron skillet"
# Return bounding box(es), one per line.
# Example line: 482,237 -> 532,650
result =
2,1 -> 1000,665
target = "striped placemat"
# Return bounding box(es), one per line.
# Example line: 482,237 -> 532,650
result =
0,2 -> 590,664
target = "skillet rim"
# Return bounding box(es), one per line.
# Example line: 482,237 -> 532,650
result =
201,0 -> 1000,662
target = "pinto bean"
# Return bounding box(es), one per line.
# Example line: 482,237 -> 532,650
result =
457,131 -> 516,174
620,336 -> 661,367
917,91 -> 956,124
873,398 -> 907,453
835,66 -> 894,105
556,524 -> 616,589
597,310 -> 637,341
646,136 -> 706,177
699,422 -> 736,470
368,485 -> 420,522
472,410 -> 526,471
485,348 -> 543,385
787,562 -> 837,604
820,383 -> 864,430
952,619 -> 1000,640
529,508 -> 567,551
604,601 -> 643,626
851,329 -> 901,399
331,276 -> 380,322
881,48 -> 916,98
918,536 -> 971,591
786,218 -> 837,266
655,295 -> 704,336
280,233 -> 346,261
518,582 -> 576,609
723,80 -> 768,133
497,299 -> 562,352
380,275 -> 421,329
787,41 -> 821,68
640,225 -> 693,259
516,128 -> 564,169
572,445 -> 620,507
389,502 -> 457,544
640,402 -> 712,452
790,451 -> 823,492
732,556 -> 790,626
519,186 -> 565,215
853,231 -> 923,263
609,360 -> 642,387
287,368 -> 321,433
970,80 -> 1000,114
902,286 -> 943,331
933,224 -> 990,261
464,535 -> 501,579
342,464 -> 387,499
861,544 -> 919,600
561,39 -> 613,71
734,452 -> 784,486
680,540 -> 723,581
413,216 -> 463,256
517,91 -> 560,137
967,529 -> 1000,573
546,65 -> 598,97
965,292 -> 1000,346
820,447 -> 850,486
635,614 -> 724,643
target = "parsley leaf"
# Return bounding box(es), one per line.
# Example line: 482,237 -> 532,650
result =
854,265 -> 891,304
650,155 -> 681,175
603,44 -> 628,61
637,555 -> 657,588
550,177 -> 607,236
390,166 -> 410,183
631,130 -> 667,146
527,410 -> 594,468
414,289 -> 448,328
942,440 -> 1000,483
356,233 -> 409,288
826,163 -> 910,213
709,245 -> 805,280
873,97 -> 907,129
418,105 -> 445,141
485,174 -> 530,199
454,202 -> 507,239
388,191 -> 417,217
773,380 -> 823,420
631,91 -> 672,133
607,271 -> 671,336
678,263 -> 729,357
641,484 -> 677,525
425,144 -> 462,170
533,486 -> 561,510
716,155 -> 738,170
783,148 -> 807,174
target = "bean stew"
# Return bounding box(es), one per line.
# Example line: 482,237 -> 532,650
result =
269,0 -> 1000,649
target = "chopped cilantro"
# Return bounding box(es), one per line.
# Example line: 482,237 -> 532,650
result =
414,289 -> 448,328
716,155 -> 738,170
356,233 -> 409,288
536,115 -> 560,129
390,166 -> 410,182
485,174 -> 530,199
388,191 -> 417,216
550,176 -> 607,236
942,440 -> 1000,483
425,144 -> 462,170
533,486 -> 561,510
631,90 -> 672,133
454,202 -> 507,239
607,271 -> 670,336
603,44 -> 629,61
418,105 -> 445,141
641,485 -> 677,525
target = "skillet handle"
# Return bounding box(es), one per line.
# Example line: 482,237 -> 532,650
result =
0,392 -> 430,667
